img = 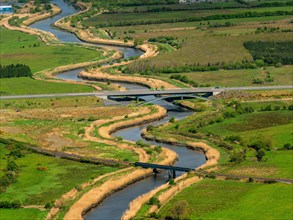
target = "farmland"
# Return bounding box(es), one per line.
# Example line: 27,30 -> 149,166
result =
178,65 -> 293,87
0,77 -> 94,95
0,27 -> 104,73
158,179 -> 293,219
146,100 -> 293,179
82,6 -> 292,28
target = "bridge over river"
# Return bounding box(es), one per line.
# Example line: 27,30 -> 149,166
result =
134,162 -> 194,179
1,85 -> 292,100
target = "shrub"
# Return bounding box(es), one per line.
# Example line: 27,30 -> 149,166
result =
229,150 -> 246,163
87,116 -> 97,121
154,146 -> 162,154
78,128 -> 85,135
169,117 -> 175,123
116,136 -> 123,141
146,125 -> 154,132
283,143 -> 293,150
248,177 -> 254,183
0,200 -> 22,208
45,202 -> 54,209
149,197 -> 160,206
169,179 -> 175,185
256,148 -> 266,161
188,128 -> 197,133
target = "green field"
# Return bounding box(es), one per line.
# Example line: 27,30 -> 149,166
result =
0,96 -> 103,109
0,142 -> 117,205
0,27 -> 103,73
158,179 -> 293,219
83,6 -> 292,27
0,77 -> 94,95
178,65 -> 293,87
200,111 -> 293,146
0,208 -> 48,220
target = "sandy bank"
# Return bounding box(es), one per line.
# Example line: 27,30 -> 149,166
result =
79,68 -> 177,89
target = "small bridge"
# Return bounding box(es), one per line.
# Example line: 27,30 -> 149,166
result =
134,162 -> 194,179
136,94 -> 209,106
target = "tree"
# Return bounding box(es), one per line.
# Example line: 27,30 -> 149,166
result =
171,200 -> 190,220
256,148 -> 266,161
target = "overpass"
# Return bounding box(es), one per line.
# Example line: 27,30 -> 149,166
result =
134,162 -> 194,179
0,85 -> 292,100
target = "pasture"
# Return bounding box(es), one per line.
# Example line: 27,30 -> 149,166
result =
158,179 -> 293,219
0,77 -> 94,95
0,27 -> 103,73
0,208 -> 48,220
82,6 -> 292,27
0,141 -> 117,205
176,65 -> 293,87
0,106 -> 137,161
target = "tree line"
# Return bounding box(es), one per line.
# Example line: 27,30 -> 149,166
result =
244,41 -> 293,65
0,64 -> 32,78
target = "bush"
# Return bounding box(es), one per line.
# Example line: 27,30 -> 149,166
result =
45,202 -> 54,209
0,200 -> 22,208
188,128 -> 197,133
229,150 -> 246,163
248,177 -> 254,183
116,136 -> 123,141
78,128 -> 85,135
283,143 -> 293,150
169,179 -> 175,185
149,197 -> 160,206
146,125 -> 154,132
256,148 -> 266,161
154,146 -> 162,154
169,117 -> 175,123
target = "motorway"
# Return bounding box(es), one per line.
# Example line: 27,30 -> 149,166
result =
0,85 -> 292,100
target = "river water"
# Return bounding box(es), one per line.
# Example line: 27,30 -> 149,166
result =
30,1 -> 206,219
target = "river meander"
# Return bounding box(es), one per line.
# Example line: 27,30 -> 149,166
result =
30,1 -> 206,219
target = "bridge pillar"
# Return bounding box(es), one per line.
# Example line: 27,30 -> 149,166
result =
153,168 -> 159,174
173,170 -> 176,179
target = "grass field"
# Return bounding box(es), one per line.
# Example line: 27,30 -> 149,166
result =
0,106 -> 137,161
158,179 -> 293,219
128,31 -> 292,70
83,6 -> 292,27
0,77 -> 94,95
178,65 -> 293,87
200,111 -> 293,147
0,208 -> 48,220
0,27 -> 103,73
0,142 -> 117,205
0,96 -> 103,109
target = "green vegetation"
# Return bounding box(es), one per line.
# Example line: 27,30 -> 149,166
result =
82,7 -> 293,27
0,64 -> 32,78
0,141 -> 117,205
0,77 -> 94,95
244,41 -> 293,65
158,179 -> 293,219
0,96 -> 103,109
0,208 -> 48,220
0,27 -> 103,73
179,66 -> 293,87
147,99 -> 293,178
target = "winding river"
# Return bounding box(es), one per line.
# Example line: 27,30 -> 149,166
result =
30,1 -> 206,219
